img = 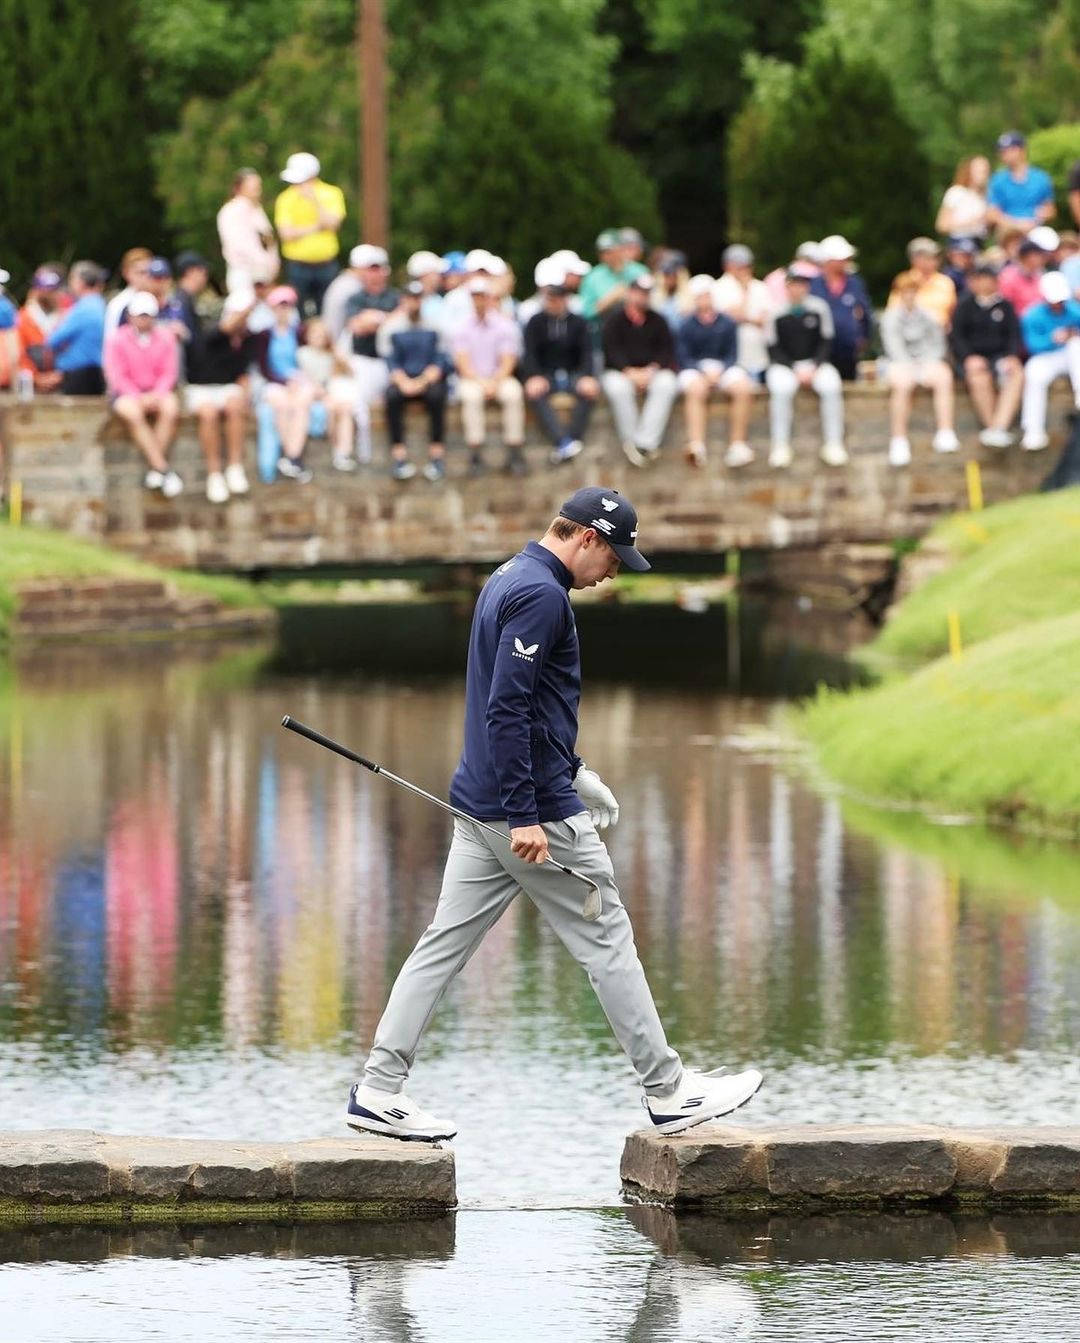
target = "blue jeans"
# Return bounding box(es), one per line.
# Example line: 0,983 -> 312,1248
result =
285,259 -> 340,316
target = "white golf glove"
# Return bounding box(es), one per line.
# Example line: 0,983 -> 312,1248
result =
573,767 -> 620,830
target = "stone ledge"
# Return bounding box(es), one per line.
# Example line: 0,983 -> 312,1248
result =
0,1131 -> 455,1225
620,1125 -> 1080,1211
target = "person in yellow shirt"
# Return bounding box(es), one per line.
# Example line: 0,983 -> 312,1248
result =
886,237 -> 957,330
274,152 -> 346,315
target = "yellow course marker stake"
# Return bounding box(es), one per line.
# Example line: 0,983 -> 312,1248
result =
948,609 -> 963,662
9,480 -> 22,526
965,459 -> 984,512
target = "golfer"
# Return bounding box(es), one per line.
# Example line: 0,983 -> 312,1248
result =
347,487 -> 763,1140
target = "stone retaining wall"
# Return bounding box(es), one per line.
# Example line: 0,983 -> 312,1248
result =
621,1125 -> 1080,1211
0,1130 -> 455,1224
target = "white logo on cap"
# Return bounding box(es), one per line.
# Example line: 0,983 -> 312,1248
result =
591,517 -> 615,535
601,497 -> 618,512
513,637 -> 539,660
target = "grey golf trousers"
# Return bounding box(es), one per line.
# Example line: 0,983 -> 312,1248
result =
363,814 -> 683,1096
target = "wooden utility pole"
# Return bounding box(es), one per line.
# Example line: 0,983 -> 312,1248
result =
356,0 -> 389,247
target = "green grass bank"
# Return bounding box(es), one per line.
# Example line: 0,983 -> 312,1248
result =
802,488 -> 1080,839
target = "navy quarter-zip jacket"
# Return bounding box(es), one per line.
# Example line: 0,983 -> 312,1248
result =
449,541 -> 586,828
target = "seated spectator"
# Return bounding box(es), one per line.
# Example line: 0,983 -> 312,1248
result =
943,237 -> 978,295
1029,225 -> 1062,269
0,267 -> 17,391
935,156 -> 991,240
104,247 -> 152,337
600,273 -> 678,467
295,317 -> 360,472
765,265 -> 846,467
889,238 -> 956,329
185,288 -> 257,503
274,152 -> 346,314
521,264 -> 597,465
950,261 -> 1024,448
451,279 -> 525,475
263,285 -> 317,483
322,244 -> 374,343
441,249 -> 512,334
677,274 -> 754,468
999,239 -> 1048,318
987,132 -> 1055,236
17,266 -> 66,392
103,293 -> 182,496
377,280 -> 451,482
765,242 -> 819,308
651,250 -> 690,331
217,168 -> 279,293
406,250 -> 449,332
46,261 -> 106,394
579,229 -> 648,324
337,246 -> 402,464
880,271 -> 959,467
162,251 -> 210,366
810,236 -> 871,380
441,252 -> 468,294
548,250 -> 590,299
714,245 -> 771,380
518,252 -> 589,328
1019,271 -> 1080,451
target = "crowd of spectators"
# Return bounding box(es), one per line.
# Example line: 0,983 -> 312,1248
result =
4,131 -> 1080,501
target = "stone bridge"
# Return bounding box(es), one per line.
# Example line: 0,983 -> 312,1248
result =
1,388 -> 1063,573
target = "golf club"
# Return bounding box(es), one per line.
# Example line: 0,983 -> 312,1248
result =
281,715 -> 604,920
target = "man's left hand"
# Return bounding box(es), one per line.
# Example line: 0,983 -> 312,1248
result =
573,768 -> 620,830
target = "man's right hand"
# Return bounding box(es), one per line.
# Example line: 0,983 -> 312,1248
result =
510,824 -> 549,864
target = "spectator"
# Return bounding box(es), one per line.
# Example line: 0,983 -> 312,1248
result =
217,168 -> 279,293
144,257 -> 174,311
377,280 -> 451,481
714,244 -> 771,380
547,249 -> 590,299
1058,230 -> 1080,268
620,227 -> 647,267
1019,271 -> 1080,451
1061,233 -> 1080,298
950,260 -> 1024,448
810,235 -> 871,380
765,265 -> 846,467
677,274 -> 754,468
321,244 -> 376,343
1028,225 -> 1062,269
441,249 -> 511,334
104,247 -> 152,337
987,131 -> 1055,236
942,237 -> 978,295
0,267 -> 16,391
521,264 -> 597,465
600,273 -> 679,466
880,271 -> 959,468
406,250 -> 449,331
184,288 -> 256,503
999,239 -> 1049,318
337,244 -> 401,464
16,266 -> 66,393
103,293 -> 182,495
651,250 -> 690,331
274,151 -> 346,314
451,279 -> 526,476
46,261 -> 106,394
441,252 -> 468,293
579,229 -> 648,323
263,285 -> 317,483
164,251 -> 210,356
888,238 -> 956,329
295,317 -> 360,472
765,241 -> 819,308
935,156 -> 991,240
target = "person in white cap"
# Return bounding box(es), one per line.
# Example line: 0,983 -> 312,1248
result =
442,250 -> 512,335
765,265 -> 847,467
406,250 -> 449,331
103,292 -> 183,497
274,151 -> 346,315
336,244 -> 402,466
1018,270 -> 1080,450
810,235 -> 871,380
517,256 -> 585,328
676,274 -> 755,468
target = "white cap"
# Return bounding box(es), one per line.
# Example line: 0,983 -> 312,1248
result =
795,240 -> 821,263
534,257 -> 566,288
350,243 -> 389,268
486,254 -> 508,277
468,278 -> 492,295
687,273 -> 715,298
1029,225 -> 1061,253
817,234 -> 857,262
549,248 -> 590,276
128,292 -> 159,317
406,249 -> 447,278
465,248 -> 494,272
281,151 -> 321,184
222,287 -> 256,315
1040,271 -> 1072,304
0,267 -> 9,285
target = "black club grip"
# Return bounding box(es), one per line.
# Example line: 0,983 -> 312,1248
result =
280,716 -> 381,773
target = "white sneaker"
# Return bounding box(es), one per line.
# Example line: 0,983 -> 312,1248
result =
622,440 -> 647,467
346,1082 -> 457,1142
206,471 -> 229,504
724,441 -> 754,468
224,463 -> 250,494
684,441 -> 707,468
1021,431 -> 1049,451
144,469 -> 166,491
820,442 -> 849,466
645,1066 -> 764,1135
888,436 -> 912,467
332,452 -> 359,472
161,470 -> 184,499
979,427 -> 1014,449
769,444 -> 793,469
932,428 -> 959,453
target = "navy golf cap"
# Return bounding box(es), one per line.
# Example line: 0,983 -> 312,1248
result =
558,486 -> 650,572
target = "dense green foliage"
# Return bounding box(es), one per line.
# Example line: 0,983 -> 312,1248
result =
1028,124 -> 1080,224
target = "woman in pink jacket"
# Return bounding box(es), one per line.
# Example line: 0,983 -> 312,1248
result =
103,293 -> 183,497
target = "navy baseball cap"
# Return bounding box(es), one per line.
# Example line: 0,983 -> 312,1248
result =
148,256 -> 172,278
996,130 -> 1026,150
559,486 -> 650,572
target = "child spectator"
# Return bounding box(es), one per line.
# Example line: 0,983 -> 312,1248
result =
935,156 -> 991,240
263,285 -> 317,483
16,267 -> 66,392
600,273 -> 679,466
377,281 -> 451,481
521,265 -> 597,465
217,168 -> 279,293
676,274 -> 754,468
1019,271 -> 1080,451
274,152 -> 346,314
46,261 -> 107,394
950,261 -> 1024,448
880,271 -> 959,467
103,293 -> 182,496
765,265 -> 846,467
296,317 -> 361,473
451,279 -> 526,476
987,132 -> 1055,236
888,239 -> 957,329
810,236 -> 871,380
713,245 -> 771,380
999,239 -> 1049,318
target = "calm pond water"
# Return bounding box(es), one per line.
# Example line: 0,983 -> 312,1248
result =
2,610 -> 1080,1338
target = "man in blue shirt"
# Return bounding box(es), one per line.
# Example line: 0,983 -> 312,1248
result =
345,487 -> 764,1142
987,131 -> 1056,237
1019,270 -> 1080,450
46,261 -> 107,394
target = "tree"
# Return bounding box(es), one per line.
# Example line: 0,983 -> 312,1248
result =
1028,124 -> 1080,223
727,39 -> 931,299
0,0 -> 163,285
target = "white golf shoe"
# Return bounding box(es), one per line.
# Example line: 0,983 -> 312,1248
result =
645,1066 -> 763,1135
346,1082 -> 457,1142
